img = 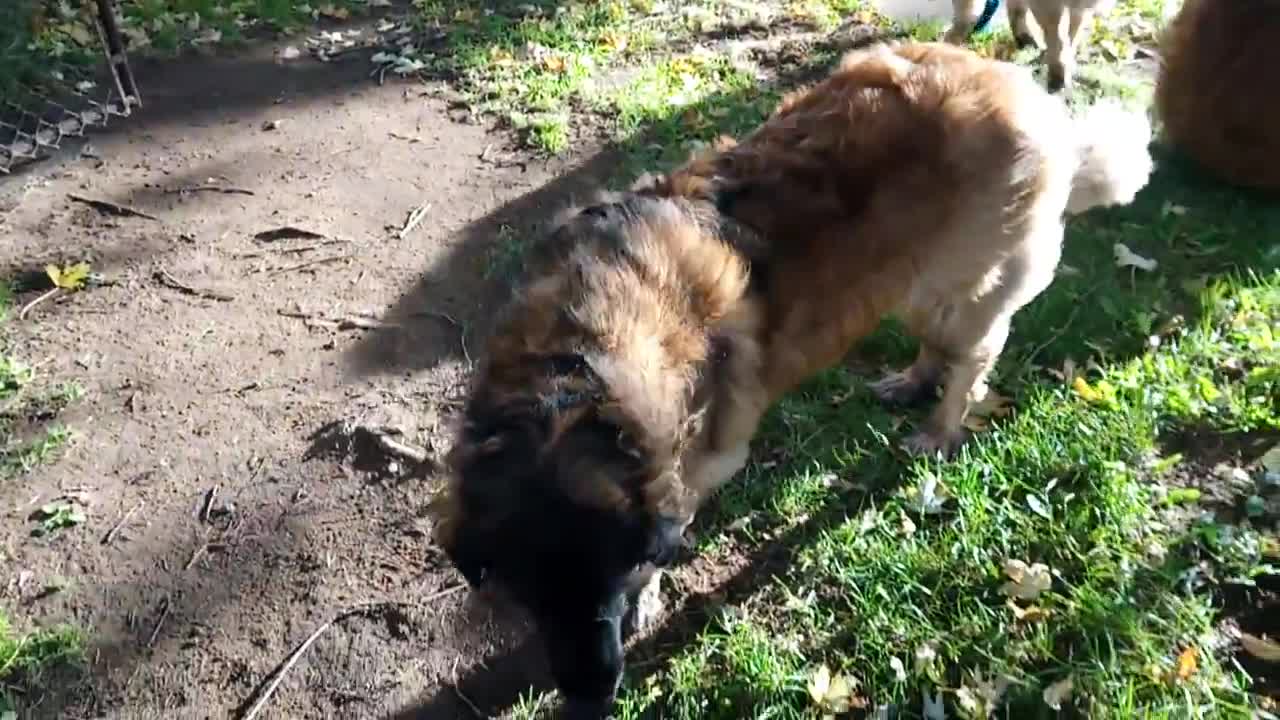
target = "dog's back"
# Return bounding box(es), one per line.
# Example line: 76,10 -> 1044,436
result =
647,42 -> 1149,454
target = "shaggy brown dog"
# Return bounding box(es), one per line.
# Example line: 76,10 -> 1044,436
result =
434,41 -> 1152,717
1155,0 -> 1280,193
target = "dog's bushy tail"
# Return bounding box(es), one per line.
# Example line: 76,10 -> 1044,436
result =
1067,100 -> 1154,214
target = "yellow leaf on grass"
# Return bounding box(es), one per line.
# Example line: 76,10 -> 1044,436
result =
1240,633 -> 1280,662
1174,646 -> 1198,682
1072,376 -> 1117,407
542,54 -> 567,73
600,30 -> 628,53
46,262 -> 91,290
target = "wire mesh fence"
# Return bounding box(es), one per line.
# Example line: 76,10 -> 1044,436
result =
0,0 -> 140,174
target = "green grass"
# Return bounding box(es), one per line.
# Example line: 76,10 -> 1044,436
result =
498,1 -> 1280,718
0,288 -> 85,713
0,613 -> 85,714
0,281 -> 81,477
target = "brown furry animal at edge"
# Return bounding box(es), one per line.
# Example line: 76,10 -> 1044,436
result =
1155,0 -> 1280,194
431,41 -> 1153,718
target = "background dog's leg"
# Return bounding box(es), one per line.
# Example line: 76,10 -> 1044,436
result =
1007,0 -> 1038,47
1041,4 -> 1072,92
945,0 -> 985,44
1066,7 -> 1094,53
870,345 -> 946,406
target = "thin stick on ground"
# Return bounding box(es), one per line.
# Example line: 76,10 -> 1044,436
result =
254,254 -> 354,276
238,586 -> 464,720
155,268 -> 235,302
102,500 -> 145,545
147,596 -> 171,649
17,287 -> 62,320
67,193 -> 159,221
398,203 -> 431,240
163,185 -> 255,196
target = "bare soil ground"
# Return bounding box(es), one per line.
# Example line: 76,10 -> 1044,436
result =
0,38 -> 622,720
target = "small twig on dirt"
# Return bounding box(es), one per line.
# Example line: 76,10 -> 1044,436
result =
277,310 -> 396,331
102,501 -> 145,545
388,131 -> 427,144
147,596 -> 171,649
17,287 -> 62,320
239,588 -> 463,720
68,193 -> 159,221
397,203 -> 431,240
155,268 -> 235,302
254,254 -> 354,276
200,486 -> 219,524
184,541 -> 228,570
232,239 -> 349,260
163,185 -> 255,196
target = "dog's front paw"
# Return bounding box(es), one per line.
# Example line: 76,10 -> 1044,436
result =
902,428 -> 968,459
622,574 -> 665,638
870,371 -> 936,407
1013,32 -> 1038,49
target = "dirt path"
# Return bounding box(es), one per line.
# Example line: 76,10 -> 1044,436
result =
0,38 -> 623,719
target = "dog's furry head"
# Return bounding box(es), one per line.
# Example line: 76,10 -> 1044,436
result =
432,192 -> 750,707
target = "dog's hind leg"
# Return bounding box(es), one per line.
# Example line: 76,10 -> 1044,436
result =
870,344 -> 946,406
903,226 -> 1062,457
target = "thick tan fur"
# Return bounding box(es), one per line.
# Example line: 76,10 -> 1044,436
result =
1155,0 -> 1280,194
433,44 -> 1151,697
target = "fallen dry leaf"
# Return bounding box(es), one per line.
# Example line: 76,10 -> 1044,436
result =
808,664 -> 865,714
904,473 -> 950,515
999,559 -> 1052,601
1042,675 -> 1074,710
956,671 -> 1009,718
1240,633 -> 1280,663
1008,600 -> 1052,623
